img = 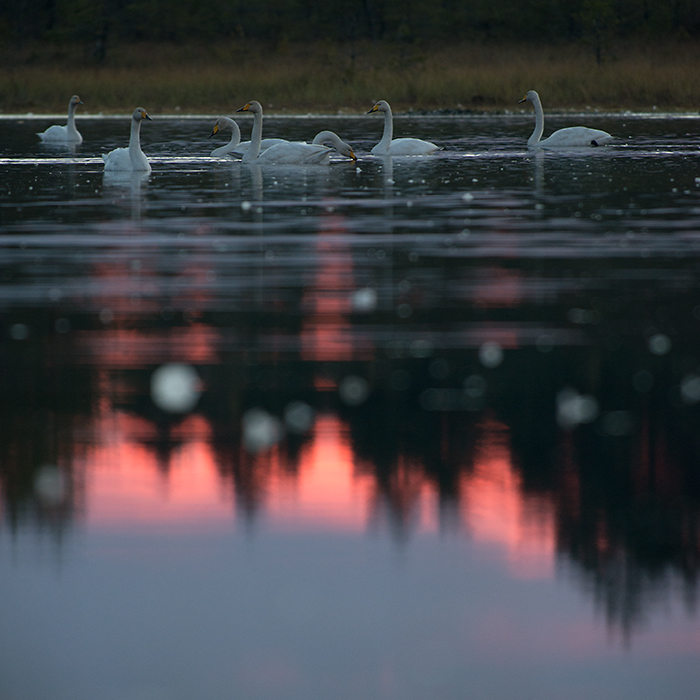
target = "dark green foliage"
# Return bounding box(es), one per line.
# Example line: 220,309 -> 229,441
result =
1,0 -> 699,50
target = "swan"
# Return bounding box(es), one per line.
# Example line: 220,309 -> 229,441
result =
234,130 -> 355,160
102,108 -> 152,172
233,137 -> 289,157
209,117 -> 242,157
235,101 -> 332,164
519,90 -> 614,148
366,100 -> 439,156
37,95 -> 83,143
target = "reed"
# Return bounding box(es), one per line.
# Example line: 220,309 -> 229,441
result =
2,40 -> 699,114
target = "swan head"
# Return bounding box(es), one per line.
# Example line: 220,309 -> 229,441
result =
335,142 -> 356,160
519,90 -> 539,105
210,117 -> 233,138
133,108 -> 152,122
70,95 -> 83,107
237,101 -> 262,114
314,131 -> 356,159
367,100 -> 390,114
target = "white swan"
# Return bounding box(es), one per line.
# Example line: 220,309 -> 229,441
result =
367,100 -> 439,156
102,108 -> 152,172
233,137 -> 289,157
234,131 -> 355,160
209,117 -> 242,157
519,90 -> 614,148
38,95 -> 83,143
235,101 -> 332,164
234,130 -> 355,160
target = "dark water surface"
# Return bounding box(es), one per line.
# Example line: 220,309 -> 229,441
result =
1,111 -> 700,699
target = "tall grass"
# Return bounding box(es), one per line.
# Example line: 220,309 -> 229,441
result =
2,40 -> 700,114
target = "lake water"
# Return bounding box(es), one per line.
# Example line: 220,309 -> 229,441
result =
1,109 -> 700,700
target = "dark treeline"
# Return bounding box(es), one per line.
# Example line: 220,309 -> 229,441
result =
2,0 -> 699,53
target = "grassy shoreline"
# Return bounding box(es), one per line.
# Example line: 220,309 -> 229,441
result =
2,40 -> 700,115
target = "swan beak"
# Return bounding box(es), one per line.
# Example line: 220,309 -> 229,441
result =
210,124 -> 220,138
367,104 -> 379,114
237,103 -> 252,112
141,110 -> 152,121
349,150 -> 357,160
518,96 -> 528,104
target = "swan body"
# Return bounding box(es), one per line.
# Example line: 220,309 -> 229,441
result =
38,95 -> 83,143
236,101 -> 333,164
234,131 -> 354,160
234,138 -> 289,157
102,108 -> 152,172
519,90 -> 614,148
209,116 -> 242,156
235,130 -> 355,160
367,100 -> 439,156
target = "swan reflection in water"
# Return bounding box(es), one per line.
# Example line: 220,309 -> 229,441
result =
103,169 -> 150,219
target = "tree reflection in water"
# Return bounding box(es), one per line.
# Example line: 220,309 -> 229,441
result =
0,305 -> 698,638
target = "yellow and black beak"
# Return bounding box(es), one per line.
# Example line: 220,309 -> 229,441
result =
349,149 -> 357,160
237,103 -> 252,113
209,124 -> 220,138
518,95 -> 528,104
367,104 -> 379,114
141,110 -> 152,121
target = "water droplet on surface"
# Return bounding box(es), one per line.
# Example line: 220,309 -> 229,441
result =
150,364 -> 201,413
479,342 -> 503,368
680,374 -> 700,404
557,388 -> 599,429
34,465 -> 67,506
284,401 -> 315,433
339,376 -> 370,406
242,408 -> 282,452
351,288 -> 377,312
648,333 -> 671,355
9,323 -> 29,340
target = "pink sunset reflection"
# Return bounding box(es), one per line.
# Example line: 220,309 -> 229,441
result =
81,402 -> 557,578
461,417 -> 556,579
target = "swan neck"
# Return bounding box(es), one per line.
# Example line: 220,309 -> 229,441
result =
379,107 -> 393,148
529,94 -> 544,146
243,110 -> 263,162
128,118 -> 142,159
313,130 -> 338,147
226,122 -> 241,152
67,102 -> 78,132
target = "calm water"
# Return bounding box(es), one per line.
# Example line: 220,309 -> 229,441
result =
1,110 -> 700,700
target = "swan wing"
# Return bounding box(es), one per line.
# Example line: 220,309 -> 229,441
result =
38,124 -> 82,143
373,138 -> 439,156
211,144 -> 238,157
539,127 -> 613,148
102,148 -> 133,171
234,138 -> 289,156
257,142 -> 331,164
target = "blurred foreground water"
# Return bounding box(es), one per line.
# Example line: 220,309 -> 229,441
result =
0,111 -> 699,699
